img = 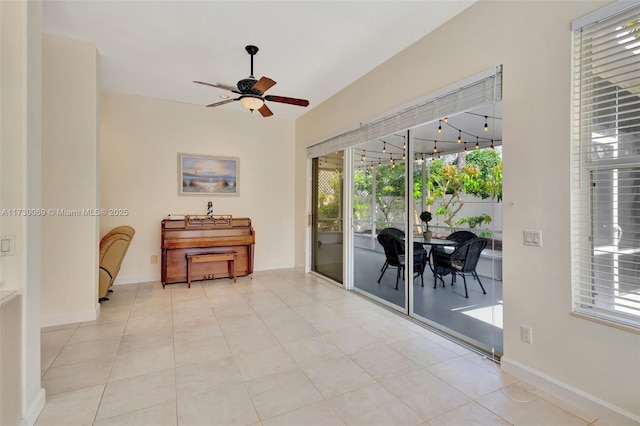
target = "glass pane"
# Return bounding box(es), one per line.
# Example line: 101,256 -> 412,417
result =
410,106 -> 504,356
592,166 -> 640,318
353,135 -> 407,310
312,153 -> 344,284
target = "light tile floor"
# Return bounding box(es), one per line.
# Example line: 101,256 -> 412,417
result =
37,269 -> 605,426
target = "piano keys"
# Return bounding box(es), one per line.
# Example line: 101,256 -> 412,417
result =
161,216 -> 255,287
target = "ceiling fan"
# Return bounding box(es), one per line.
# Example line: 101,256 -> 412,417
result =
194,45 -> 309,117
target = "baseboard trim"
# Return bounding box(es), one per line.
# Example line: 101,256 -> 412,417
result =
23,387 -> 45,426
501,357 -> 640,425
40,308 -> 97,328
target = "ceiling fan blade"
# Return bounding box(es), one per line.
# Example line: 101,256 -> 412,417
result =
258,104 -> 273,117
206,98 -> 239,108
252,77 -> 276,95
265,95 -> 309,107
193,80 -> 240,94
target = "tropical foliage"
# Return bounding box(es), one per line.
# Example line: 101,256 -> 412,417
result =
352,148 -> 502,232
354,163 -> 406,229
425,149 -> 502,228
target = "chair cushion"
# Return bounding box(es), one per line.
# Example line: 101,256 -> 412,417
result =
451,259 -> 465,271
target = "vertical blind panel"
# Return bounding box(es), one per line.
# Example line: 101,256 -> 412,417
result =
572,3 -> 640,328
307,67 -> 502,159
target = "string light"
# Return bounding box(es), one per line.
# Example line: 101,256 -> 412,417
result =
484,116 -> 488,132
351,117 -> 501,169
437,120 -> 442,133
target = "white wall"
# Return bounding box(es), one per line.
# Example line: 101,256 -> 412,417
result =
296,0 -> 639,422
41,33 -> 99,327
0,0 -> 45,423
100,92 -> 296,284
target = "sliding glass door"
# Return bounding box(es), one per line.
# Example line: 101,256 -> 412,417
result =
352,134 -> 408,310
409,106 -> 503,356
308,68 -> 504,356
347,105 -> 504,355
311,153 -> 344,284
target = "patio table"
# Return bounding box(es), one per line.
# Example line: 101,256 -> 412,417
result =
413,237 -> 459,275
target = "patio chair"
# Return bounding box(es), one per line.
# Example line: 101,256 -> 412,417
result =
377,232 -> 428,289
432,237 -> 487,298
432,230 -> 476,256
377,227 -> 405,272
446,230 -> 477,244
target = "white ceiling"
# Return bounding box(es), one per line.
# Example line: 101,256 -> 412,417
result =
42,0 -> 475,119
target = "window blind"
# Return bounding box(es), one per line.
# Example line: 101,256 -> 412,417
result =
307,67 -> 502,159
572,2 -> 640,329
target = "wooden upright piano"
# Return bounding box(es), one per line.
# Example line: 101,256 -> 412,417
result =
161,216 -> 255,287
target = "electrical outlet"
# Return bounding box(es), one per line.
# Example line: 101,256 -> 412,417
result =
150,255 -> 158,264
0,234 -> 15,256
520,325 -> 533,344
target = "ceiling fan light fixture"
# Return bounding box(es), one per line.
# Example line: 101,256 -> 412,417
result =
239,95 -> 264,111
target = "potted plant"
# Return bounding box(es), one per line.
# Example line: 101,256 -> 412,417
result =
420,211 -> 433,240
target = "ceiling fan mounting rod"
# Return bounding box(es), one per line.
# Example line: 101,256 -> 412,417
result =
246,45 -> 259,78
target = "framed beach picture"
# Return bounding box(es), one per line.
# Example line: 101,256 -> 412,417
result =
178,153 -> 239,196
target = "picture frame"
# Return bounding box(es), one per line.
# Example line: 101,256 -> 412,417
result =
178,153 -> 239,196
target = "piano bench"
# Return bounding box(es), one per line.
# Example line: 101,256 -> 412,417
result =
186,250 -> 237,288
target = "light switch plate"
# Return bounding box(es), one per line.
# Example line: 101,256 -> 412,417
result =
524,230 -> 542,247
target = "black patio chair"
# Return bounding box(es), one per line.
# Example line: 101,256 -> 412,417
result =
431,230 -> 476,256
446,230 -> 477,244
432,237 -> 487,298
377,228 -> 405,272
377,232 -> 428,289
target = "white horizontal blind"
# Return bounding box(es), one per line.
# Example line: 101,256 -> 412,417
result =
307,67 -> 502,159
572,2 -> 640,328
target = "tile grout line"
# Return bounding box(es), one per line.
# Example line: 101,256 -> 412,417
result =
91,282 -> 139,426
207,278 -> 263,424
